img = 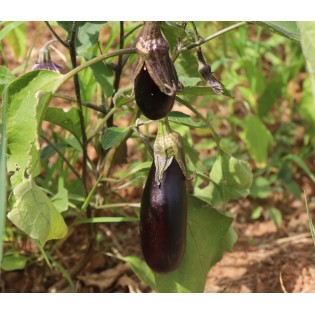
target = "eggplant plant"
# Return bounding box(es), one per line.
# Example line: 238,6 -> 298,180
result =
0,21 -> 309,293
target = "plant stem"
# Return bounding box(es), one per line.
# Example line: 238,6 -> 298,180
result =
59,48 -> 136,87
174,21 -> 248,59
45,21 -> 69,48
40,134 -> 81,180
53,93 -> 107,114
68,22 -> 88,196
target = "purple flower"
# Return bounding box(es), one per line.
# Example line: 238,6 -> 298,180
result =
32,40 -> 62,72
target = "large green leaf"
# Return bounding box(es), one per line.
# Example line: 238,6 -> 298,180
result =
101,127 -> 129,151
44,107 -> 82,142
126,195 -> 236,293
0,89 -> 8,267
5,70 -> 62,188
209,151 -> 253,203
8,180 -> 68,246
298,22 -> 315,109
0,66 -> 15,95
241,115 -> 273,168
255,21 -> 300,42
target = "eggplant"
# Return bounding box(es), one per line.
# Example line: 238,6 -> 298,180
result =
134,66 -> 176,120
140,158 -> 187,273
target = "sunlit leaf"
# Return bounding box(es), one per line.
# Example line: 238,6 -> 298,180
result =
210,151 -> 253,203
241,115 -> 273,168
298,22 -> 315,110
5,70 -> 62,188
255,21 -> 300,42
8,180 -> 68,246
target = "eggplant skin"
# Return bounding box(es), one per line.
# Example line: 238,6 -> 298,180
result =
140,159 -> 187,273
134,66 -> 175,120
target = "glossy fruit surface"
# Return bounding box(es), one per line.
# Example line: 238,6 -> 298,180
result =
140,159 -> 187,273
134,66 -> 175,120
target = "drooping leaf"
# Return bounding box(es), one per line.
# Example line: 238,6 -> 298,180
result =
210,151 -> 253,203
255,21 -> 300,42
298,22 -> 315,110
241,114 -> 273,168
8,180 -> 68,246
0,66 -> 15,95
44,107 -> 82,142
305,193 -> 315,246
168,111 -> 207,128
5,70 -> 62,188
126,195 -> 236,293
101,127 -> 129,151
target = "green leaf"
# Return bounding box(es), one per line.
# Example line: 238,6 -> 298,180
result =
210,151 -> 253,203
127,195 -> 236,293
89,60 -> 114,98
5,23 -> 26,62
112,87 -> 134,107
101,127 -> 129,151
269,207 -> 282,229
74,217 -> 139,224
250,177 -> 272,199
161,22 -> 187,53
255,21 -> 300,42
283,154 -> 315,184
51,187 -> 69,213
8,180 -> 68,246
0,21 -> 24,41
76,22 -> 105,56
1,255 -> 28,271
0,66 -> 15,95
251,206 -> 263,220
168,111 -> 207,128
298,22 -> 315,110
123,256 -> 156,290
178,85 -> 232,97
44,107 -> 82,142
5,70 -> 62,188
0,89 -> 8,267
241,115 -> 273,168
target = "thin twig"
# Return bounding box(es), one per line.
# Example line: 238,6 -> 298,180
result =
45,21 -> 69,48
41,134 -> 81,180
53,93 -> 107,114
174,21 -> 248,60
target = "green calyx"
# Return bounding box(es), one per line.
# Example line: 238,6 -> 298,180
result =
154,117 -> 187,185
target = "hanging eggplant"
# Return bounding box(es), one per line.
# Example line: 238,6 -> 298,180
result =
133,22 -> 181,120
140,118 -> 187,273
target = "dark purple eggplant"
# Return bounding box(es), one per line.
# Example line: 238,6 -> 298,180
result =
140,158 -> 187,273
134,66 -> 176,120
